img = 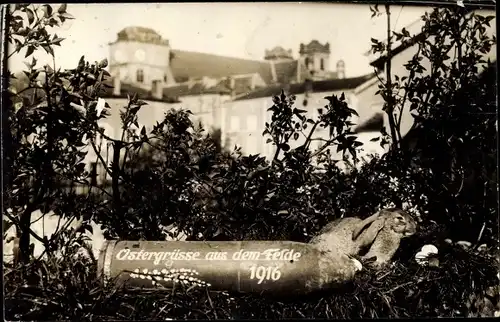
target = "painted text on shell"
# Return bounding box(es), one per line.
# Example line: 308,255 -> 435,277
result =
115,248 -> 302,265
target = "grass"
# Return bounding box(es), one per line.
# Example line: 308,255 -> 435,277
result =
4,241 -> 499,320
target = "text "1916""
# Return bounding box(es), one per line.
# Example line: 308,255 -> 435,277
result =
248,265 -> 282,284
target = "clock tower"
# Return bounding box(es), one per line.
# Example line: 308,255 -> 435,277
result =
109,26 -> 175,92
299,40 -> 331,80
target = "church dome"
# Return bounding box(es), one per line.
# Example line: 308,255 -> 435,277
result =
299,40 -> 330,55
116,26 -> 169,46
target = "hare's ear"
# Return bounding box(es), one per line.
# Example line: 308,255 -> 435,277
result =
352,212 -> 382,240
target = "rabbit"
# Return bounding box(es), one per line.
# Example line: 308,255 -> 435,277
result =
309,208 -> 417,265
309,210 -> 390,256
359,208 -> 418,269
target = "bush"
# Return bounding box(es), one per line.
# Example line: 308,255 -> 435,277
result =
4,3 -> 498,320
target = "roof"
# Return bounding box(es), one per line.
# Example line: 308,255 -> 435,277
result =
273,60 -> 310,84
114,26 -> 169,46
215,76 -> 258,95
368,7 -> 478,69
101,77 -> 180,103
370,32 -> 427,70
233,73 -> 376,101
300,40 -> 330,55
170,49 -> 273,83
162,82 -> 232,98
265,46 -> 294,60
166,49 -> 314,97
354,113 -> 384,133
169,49 -> 310,86
162,73 -> 267,98
233,77 -> 254,95
11,76 -> 180,105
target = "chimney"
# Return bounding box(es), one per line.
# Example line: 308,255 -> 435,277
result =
269,61 -> 277,83
152,80 -> 163,99
296,60 -> 301,83
336,60 -> 346,79
229,77 -> 236,98
113,76 -> 121,96
202,76 -> 217,88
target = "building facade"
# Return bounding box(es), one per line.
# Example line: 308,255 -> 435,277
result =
99,26 -> 361,162
222,75 -> 377,160
102,23 -> 486,177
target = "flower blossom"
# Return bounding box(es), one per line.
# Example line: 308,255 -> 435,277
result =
415,244 -> 439,267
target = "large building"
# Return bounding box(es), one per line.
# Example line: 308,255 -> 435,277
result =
102,17 -> 500,176
97,26 -> 372,161
107,27 -> 346,99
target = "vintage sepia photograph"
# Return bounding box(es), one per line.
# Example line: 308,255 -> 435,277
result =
2,0 -> 498,319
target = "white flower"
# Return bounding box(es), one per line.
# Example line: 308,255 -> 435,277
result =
389,177 -> 400,190
415,244 -> 439,266
351,258 -> 363,271
456,241 -> 472,249
421,245 -> 438,254
296,187 -> 305,194
476,244 -> 488,252
381,201 -> 396,209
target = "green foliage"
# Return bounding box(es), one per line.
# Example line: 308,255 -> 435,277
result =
4,3 -> 114,263
370,6 -> 497,244
4,3 -> 498,320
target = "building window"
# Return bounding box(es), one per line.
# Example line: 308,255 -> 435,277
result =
136,69 -> 144,83
120,67 -> 128,80
163,74 -> 168,83
320,58 -> 324,70
230,115 -> 240,131
305,57 -> 310,69
247,114 -> 259,131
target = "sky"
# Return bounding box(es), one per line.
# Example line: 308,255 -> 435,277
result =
8,3 -> 430,78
